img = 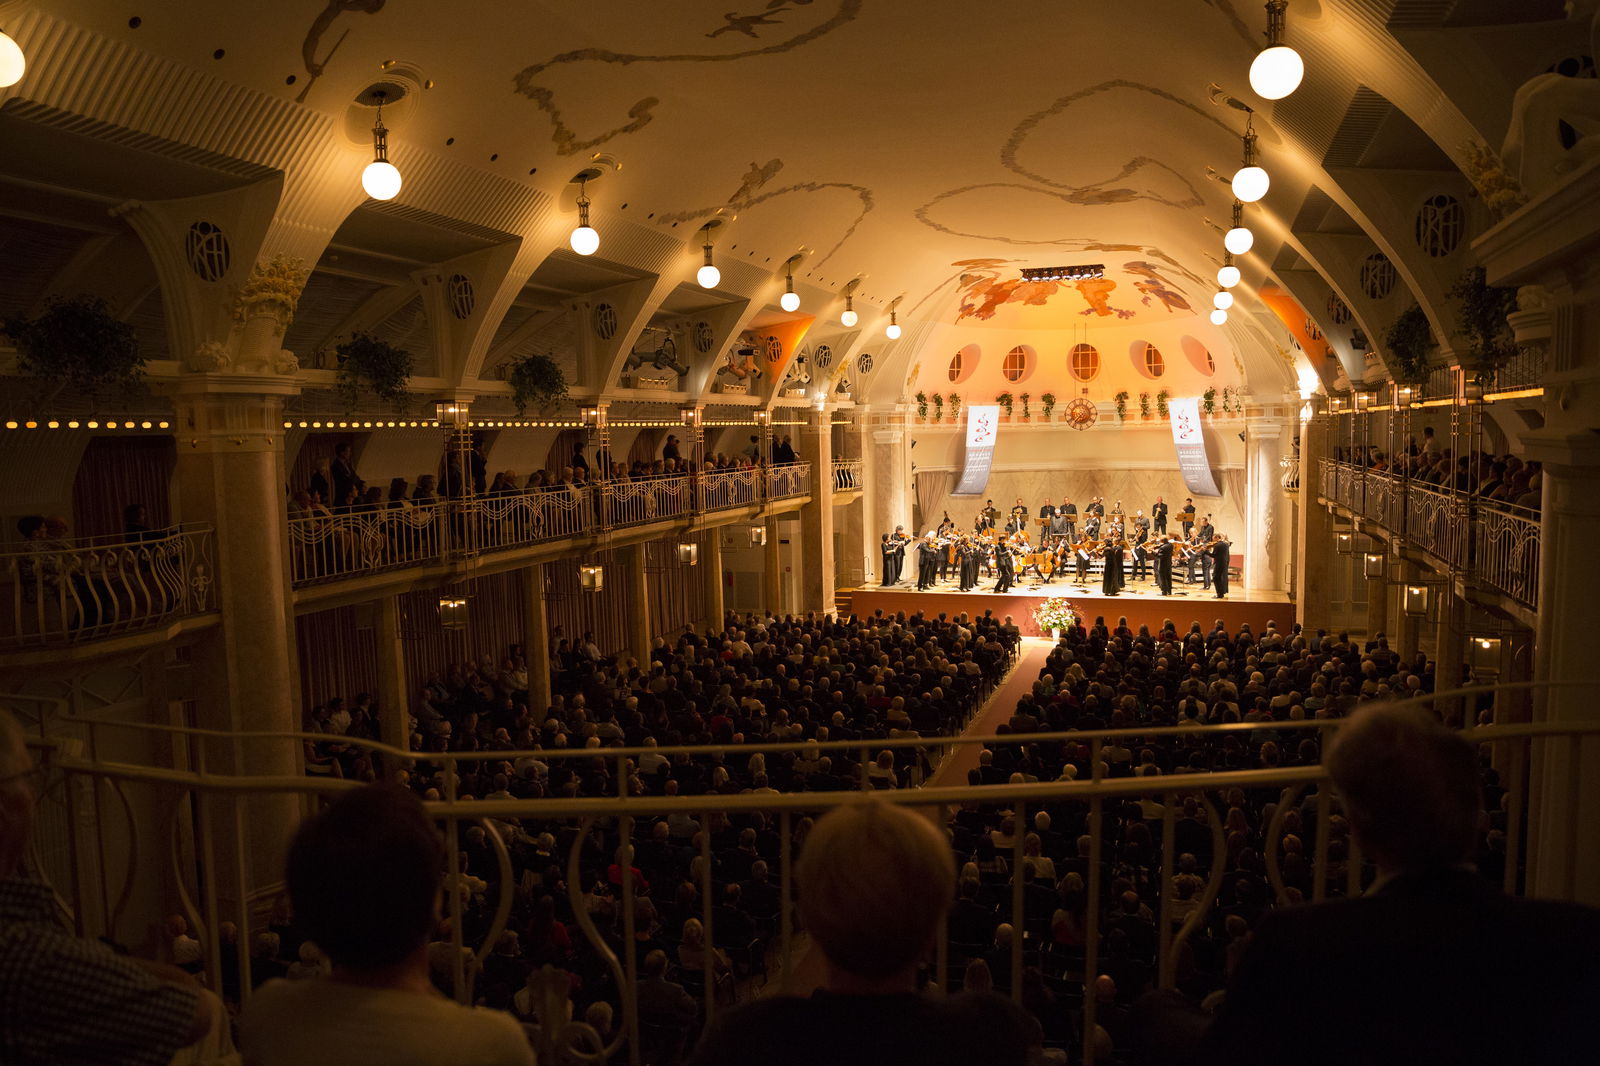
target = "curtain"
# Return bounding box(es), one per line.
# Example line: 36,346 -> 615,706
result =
72,435 -> 175,537
295,605 -> 379,712
913,470 -> 953,535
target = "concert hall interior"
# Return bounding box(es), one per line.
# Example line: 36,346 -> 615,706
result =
2,2 -> 1599,1063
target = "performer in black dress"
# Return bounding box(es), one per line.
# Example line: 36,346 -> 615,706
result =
1155,535 -> 1175,596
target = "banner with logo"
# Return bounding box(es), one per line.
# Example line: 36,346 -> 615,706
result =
953,405 -> 1000,494
1168,396 -> 1222,497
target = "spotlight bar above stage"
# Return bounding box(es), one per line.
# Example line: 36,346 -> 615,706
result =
1021,264 -> 1105,282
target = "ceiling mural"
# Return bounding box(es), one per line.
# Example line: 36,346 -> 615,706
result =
951,258 -> 1198,325
297,0 -> 389,105
510,0 -> 864,156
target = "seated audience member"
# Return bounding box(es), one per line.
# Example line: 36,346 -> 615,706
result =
1199,704 -> 1600,1066
688,798 -> 1040,1066
0,711 -> 217,1064
240,785 -> 535,1065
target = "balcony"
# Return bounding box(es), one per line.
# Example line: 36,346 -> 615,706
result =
1,525 -> 216,650
832,458 -> 863,492
289,464 -> 812,588
1319,459 -> 1539,612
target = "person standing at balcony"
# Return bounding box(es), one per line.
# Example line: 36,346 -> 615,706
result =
688,799 -> 1040,1066
331,442 -> 364,511
663,434 -> 681,461
773,434 -> 796,465
240,785 -> 535,1065
0,711 -> 220,1063
1199,704 -> 1600,1066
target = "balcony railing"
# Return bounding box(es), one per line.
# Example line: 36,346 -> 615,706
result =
18,684 -> 1594,1066
1279,455 -> 1299,496
290,465 -> 811,587
832,458 -> 863,491
1318,460 -> 1539,611
1,525 -> 214,648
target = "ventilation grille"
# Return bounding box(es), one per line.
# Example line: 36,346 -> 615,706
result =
1385,1 -> 1458,30
0,99 -> 279,182
1323,88 -> 1395,169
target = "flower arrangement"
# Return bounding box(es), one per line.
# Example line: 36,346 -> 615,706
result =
1040,392 -> 1057,419
948,393 -> 962,421
996,391 -> 1015,417
915,390 -> 929,419
1459,140 -> 1528,220
932,392 -> 945,422
232,254 -> 309,330
1033,597 -> 1077,636
1019,391 -> 1031,421
1114,390 -> 1129,422
508,352 -> 568,414
1139,391 -> 1152,418
1202,386 -> 1217,414
1156,389 -> 1170,419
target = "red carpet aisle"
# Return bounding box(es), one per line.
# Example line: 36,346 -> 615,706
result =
927,639 -> 1056,789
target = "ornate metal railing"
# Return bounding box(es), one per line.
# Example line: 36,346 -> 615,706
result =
1319,460 -> 1539,610
604,474 -> 693,528
832,458 -> 863,491
696,466 -> 761,511
767,461 -> 811,500
1279,455 -> 1300,496
1,525 -> 214,648
469,488 -> 589,552
289,504 -> 449,583
16,685 -> 1593,1066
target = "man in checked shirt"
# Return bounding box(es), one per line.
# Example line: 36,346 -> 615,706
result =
0,711 -> 215,1064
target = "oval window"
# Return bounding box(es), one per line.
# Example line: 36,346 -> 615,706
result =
1002,345 -> 1032,383
1069,343 -> 1100,382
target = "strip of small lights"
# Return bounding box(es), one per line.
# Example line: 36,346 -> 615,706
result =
4,419 -> 171,430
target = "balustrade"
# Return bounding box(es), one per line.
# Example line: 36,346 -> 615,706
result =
767,461 -> 811,500
832,458 -> 863,491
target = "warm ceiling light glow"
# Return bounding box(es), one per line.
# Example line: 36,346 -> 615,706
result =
1217,264 -> 1241,288
886,310 -> 901,339
1210,309 -> 1229,325
1233,165 -> 1269,203
841,305 -> 858,328
697,224 -> 721,288
780,257 -> 801,311
0,30 -> 25,87
361,91 -> 402,200
1249,2 -> 1304,100
1224,226 -> 1255,255
568,174 -> 599,255
1214,291 -> 1234,310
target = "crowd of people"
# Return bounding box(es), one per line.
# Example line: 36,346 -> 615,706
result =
1341,429 -> 1541,513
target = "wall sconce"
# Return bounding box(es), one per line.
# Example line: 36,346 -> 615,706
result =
753,410 -> 772,427
1462,373 -> 1487,404
676,542 -> 699,565
1354,390 -> 1376,412
1394,384 -> 1414,409
680,406 -> 702,428
438,595 -> 468,630
1469,636 -> 1503,679
1335,531 -> 1355,555
579,405 -> 603,429
748,526 -> 767,547
1403,584 -> 1431,618
579,565 -> 604,592
1363,551 -> 1385,579
434,400 -> 471,426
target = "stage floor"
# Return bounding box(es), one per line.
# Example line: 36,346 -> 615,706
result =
848,572 -> 1292,637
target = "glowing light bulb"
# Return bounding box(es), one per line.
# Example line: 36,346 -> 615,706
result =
1224,226 -> 1255,255
1232,165 -> 1270,203
0,31 -> 24,87
1210,309 -> 1229,326
1214,291 -> 1234,310
1217,264 -> 1241,288
569,225 -> 599,256
840,308 -> 858,328
886,322 -> 902,340
362,160 -> 402,200
697,263 -> 721,289
1250,45 -> 1305,101
780,290 -> 800,313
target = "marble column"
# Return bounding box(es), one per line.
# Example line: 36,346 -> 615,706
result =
1244,411 -> 1291,592
865,415 -> 911,582
1523,438 -> 1600,903
369,595 -> 411,770
763,517 -> 783,614
796,410 -> 836,614
1432,589 -> 1468,728
1388,558 -> 1421,659
1294,414 -> 1335,633
701,531 -> 725,631
1364,567 -> 1389,642
624,542 -> 652,667
522,567 -> 552,719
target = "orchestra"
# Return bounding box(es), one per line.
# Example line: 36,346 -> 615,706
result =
875,494 -> 1234,599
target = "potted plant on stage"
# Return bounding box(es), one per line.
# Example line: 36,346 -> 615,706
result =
915,390 -> 929,423
1033,596 -> 1077,641
996,391 -> 1015,421
1019,392 -> 1031,422
948,393 -> 962,423
1041,392 -> 1057,422
1139,392 -> 1152,420
1114,391 -> 1129,423
508,351 -> 569,415
1157,389 -> 1170,420
335,332 -> 414,411
1202,386 -> 1217,415
4,294 -> 145,406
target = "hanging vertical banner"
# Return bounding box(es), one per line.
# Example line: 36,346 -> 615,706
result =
1169,396 -> 1222,497
953,404 -> 1000,494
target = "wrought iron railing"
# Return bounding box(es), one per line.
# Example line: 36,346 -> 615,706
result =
1279,455 -> 1300,496
15,684 -> 1591,1066
695,466 -> 761,511
767,462 -> 811,500
606,474 -> 693,528
1318,460 -> 1539,610
1,525 -> 214,648
832,458 -> 863,491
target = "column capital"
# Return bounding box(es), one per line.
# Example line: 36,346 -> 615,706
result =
173,380 -> 298,453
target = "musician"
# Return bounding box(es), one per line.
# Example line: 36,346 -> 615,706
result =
993,538 -> 1016,593
1211,534 -> 1233,599
958,537 -> 980,591
1133,509 -> 1150,536
1195,515 -> 1216,588
1151,496 -> 1169,535
1130,523 -> 1151,581
1048,508 -> 1072,545
1083,513 -> 1101,540
936,511 -> 956,538
915,534 -> 940,591
1060,498 -> 1078,538
1038,500 -> 1057,523
1086,496 -> 1105,517
1073,537 -> 1094,585
1101,539 -> 1124,596
1155,535 -> 1175,596
1179,498 -> 1196,538
879,533 -> 895,587
978,499 -> 999,532
937,528 -> 958,582
1006,498 -> 1029,535
887,526 -> 910,584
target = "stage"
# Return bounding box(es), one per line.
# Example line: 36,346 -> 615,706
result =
847,573 -> 1293,637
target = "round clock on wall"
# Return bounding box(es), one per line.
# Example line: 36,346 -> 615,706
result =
1064,396 -> 1099,430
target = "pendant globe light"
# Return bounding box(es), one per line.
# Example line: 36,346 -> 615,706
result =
568,171 -> 600,256
1217,254 -> 1241,289
840,278 -> 861,328
1224,202 -> 1255,256
360,90 -> 402,201
885,296 -> 903,339
696,221 -> 723,289
0,29 -> 25,87
1231,116 -> 1269,203
780,255 -> 802,312
1214,291 -> 1235,310
1210,309 -> 1229,325
1249,1 -> 1305,101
